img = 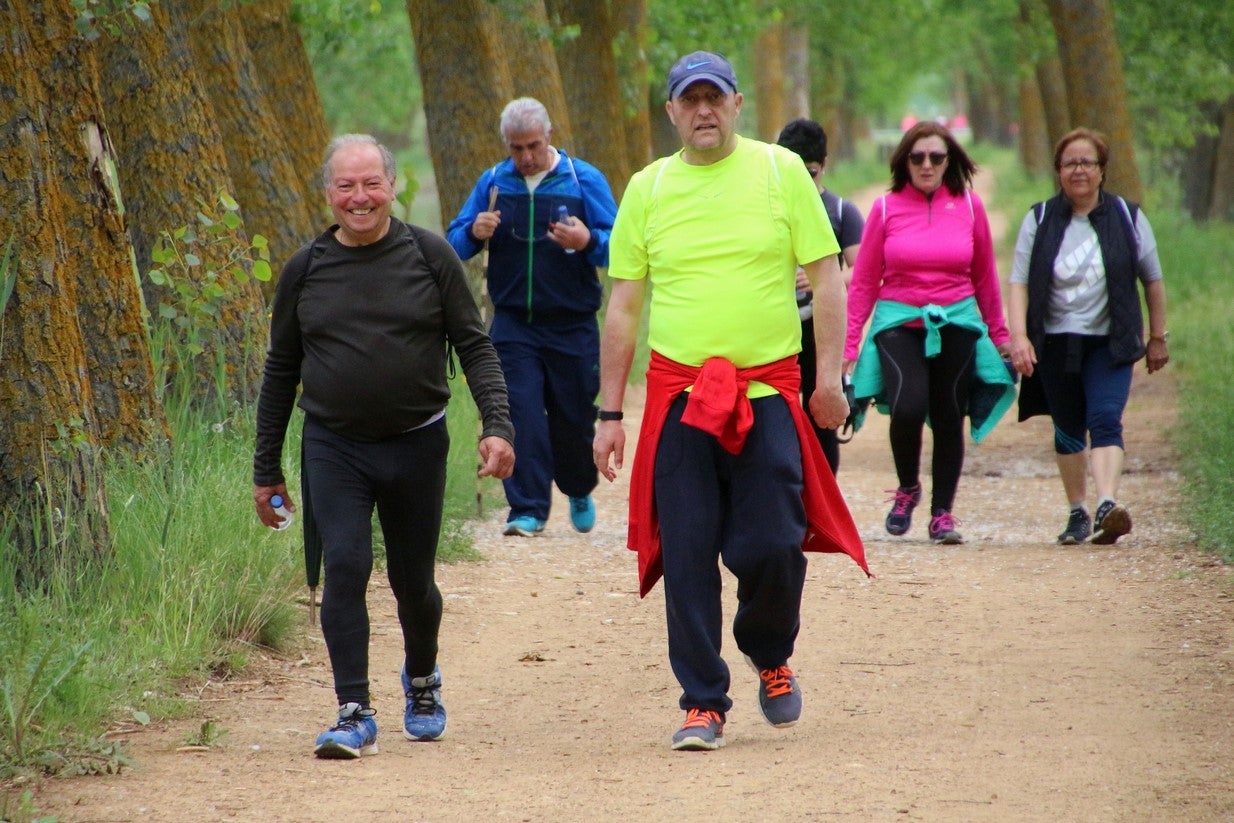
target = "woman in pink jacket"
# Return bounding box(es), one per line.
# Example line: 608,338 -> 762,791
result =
845,122 -> 1013,544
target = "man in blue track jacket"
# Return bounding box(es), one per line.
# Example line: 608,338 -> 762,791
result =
447,97 -> 618,538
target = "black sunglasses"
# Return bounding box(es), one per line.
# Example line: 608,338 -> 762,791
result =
908,151 -> 948,166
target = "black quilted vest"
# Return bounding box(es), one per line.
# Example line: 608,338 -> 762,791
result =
1025,191 -> 1145,367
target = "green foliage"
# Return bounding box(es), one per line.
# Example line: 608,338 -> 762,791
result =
143,190 -> 269,408
295,0 -> 419,149
1153,211 -> 1234,561
0,398 -> 300,779
0,790 -> 59,823
1116,1 -> 1234,154
71,0 -> 153,40
0,233 -> 14,314
0,232 -> 15,361
0,623 -> 91,767
181,719 -> 228,749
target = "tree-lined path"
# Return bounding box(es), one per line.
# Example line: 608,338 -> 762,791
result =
32,170 -> 1234,821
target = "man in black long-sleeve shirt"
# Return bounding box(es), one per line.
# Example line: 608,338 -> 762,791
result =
253,134 -> 515,759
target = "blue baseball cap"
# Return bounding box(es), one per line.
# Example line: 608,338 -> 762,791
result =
666,51 -> 738,99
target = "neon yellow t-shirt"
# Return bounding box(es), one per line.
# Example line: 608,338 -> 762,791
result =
610,136 -> 838,395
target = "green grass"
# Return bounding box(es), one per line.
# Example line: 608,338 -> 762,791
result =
1150,210 -> 1234,561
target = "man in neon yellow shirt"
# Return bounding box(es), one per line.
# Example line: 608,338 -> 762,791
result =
593,51 -> 867,751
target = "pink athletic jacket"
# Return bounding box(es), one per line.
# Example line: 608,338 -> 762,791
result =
845,186 -> 1009,361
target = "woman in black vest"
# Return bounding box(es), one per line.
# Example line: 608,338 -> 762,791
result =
1006,128 -> 1169,545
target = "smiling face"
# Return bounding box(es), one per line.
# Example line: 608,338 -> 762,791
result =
505,126 -> 553,177
1057,137 -> 1103,208
666,80 -> 743,164
326,143 -> 394,247
907,135 -> 949,195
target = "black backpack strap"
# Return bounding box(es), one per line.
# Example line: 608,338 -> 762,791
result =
404,224 -> 458,379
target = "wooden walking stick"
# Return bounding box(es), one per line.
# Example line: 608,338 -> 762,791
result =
477,184 -> 498,516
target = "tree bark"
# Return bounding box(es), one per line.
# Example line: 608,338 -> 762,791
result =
237,0 -> 332,222
0,0 -> 166,575
546,0 -> 631,199
1208,96 -> 1234,221
498,0 -> 573,150
754,22 -> 787,142
407,0 -> 514,236
1017,72 -> 1053,177
1046,0 -> 1142,201
648,84 -> 680,160
612,0 -> 651,174
181,0 -> 319,293
782,23 -> 810,122
1035,54 -> 1070,148
97,4 -> 267,405
1179,113 -> 1218,221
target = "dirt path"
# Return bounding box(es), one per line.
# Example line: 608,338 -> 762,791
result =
27,175 -> 1234,823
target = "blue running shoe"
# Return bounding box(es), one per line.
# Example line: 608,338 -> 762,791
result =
746,657 -> 802,728
503,516 -> 545,537
314,702 -> 378,759
401,664 -> 446,741
569,495 -> 596,533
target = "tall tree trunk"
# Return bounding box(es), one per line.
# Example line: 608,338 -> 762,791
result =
97,4 -> 267,405
1021,0 -> 1069,150
782,23 -> 810,122
1017,73 -> 1053,177
1208,96 -> 1234,221
497,0 -> 573,150
181,0 -> 318,294
612,0 -> 651,175
754,22 -> 787,142
1046,0 -> 1142,202
648,84 -> 680,159
968,70 -> 1001,145
237,0 -> 332,224
407,0 -> 514,245
1179,100 -> 1221,220
0,0 -> 165,576
814,50 -> 855,161
546,0 -> 631,199
1035,53 -> 1070,148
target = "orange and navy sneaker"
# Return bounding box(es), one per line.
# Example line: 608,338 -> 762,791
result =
670,708 -> 725,751
750,661 -> 802,727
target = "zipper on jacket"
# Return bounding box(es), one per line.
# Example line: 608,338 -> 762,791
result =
525,192 -> 535,322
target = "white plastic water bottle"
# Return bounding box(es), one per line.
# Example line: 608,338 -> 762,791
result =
269,494 -> 293,531
556,205 -> 575,254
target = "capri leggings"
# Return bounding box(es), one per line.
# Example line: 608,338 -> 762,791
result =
1035,334 -> 1132,455
874,324 -> 978,513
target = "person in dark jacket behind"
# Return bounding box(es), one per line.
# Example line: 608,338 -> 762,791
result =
253,134 -> 515,759
776,118 -> 865,473
447,97 -> 619,539
1007,127 -> 1169,546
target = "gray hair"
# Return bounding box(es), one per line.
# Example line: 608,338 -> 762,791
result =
321,134 -> 396,189
499,98 -> 552,141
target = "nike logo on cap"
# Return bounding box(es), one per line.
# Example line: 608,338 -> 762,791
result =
685,60 -> 712,70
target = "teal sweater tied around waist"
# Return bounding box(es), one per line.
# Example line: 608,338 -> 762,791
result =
850,296 -> 1015,444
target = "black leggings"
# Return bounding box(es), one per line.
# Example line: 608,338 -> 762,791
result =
874,325 -> 978,513
303,414 -> 448,707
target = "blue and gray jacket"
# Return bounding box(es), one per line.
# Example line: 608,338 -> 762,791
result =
447,150 -> 617,324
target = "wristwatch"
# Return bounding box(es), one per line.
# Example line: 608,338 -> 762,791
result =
597,410 -> 624,422
1149,331 -> 1170,343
